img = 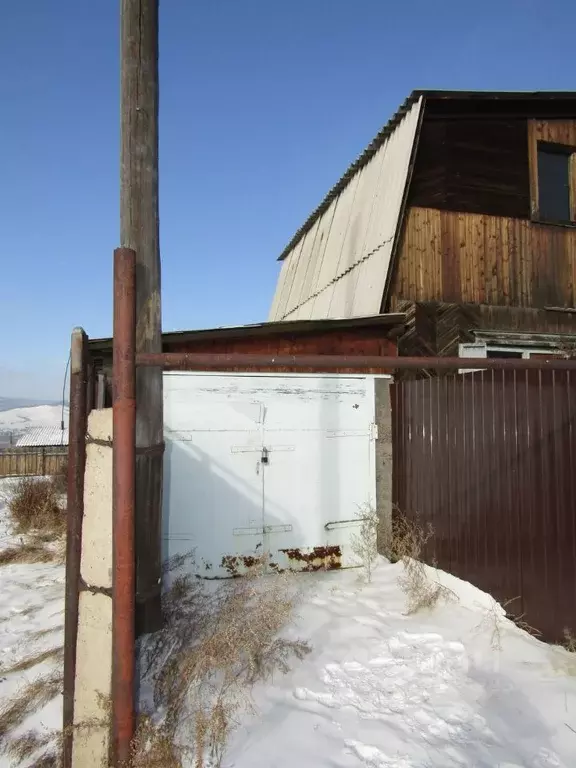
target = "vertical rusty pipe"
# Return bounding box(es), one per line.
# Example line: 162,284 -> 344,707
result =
112,247 -> 137,765
62,327 -> 88,768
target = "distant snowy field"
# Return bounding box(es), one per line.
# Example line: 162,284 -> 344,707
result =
0,404 -> 68,440
1,475 -> 576,767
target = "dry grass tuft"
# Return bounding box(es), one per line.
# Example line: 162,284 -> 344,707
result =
6,731 -> 51,762
29,626 -> 63,643
28,752 -> 61,768
387,512 -> 433,563
128,716 -> 181,768
0,646 -> 64,676
5,729 -> 57,765
509,613 -> 541,639
475,596 -> 542,652
389,513 -> 456,614
50,463 -> 68,496
136,555 -> 311,768
564,628 -> 576,653
550,628 -> 576,677
8,477 -> 65,539
475,597 -> 508,652
350,505 -> 380,583
0,671 -> 62,746
0,542 -> 56,566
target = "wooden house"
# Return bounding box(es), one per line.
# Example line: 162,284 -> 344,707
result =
269,90 -> 576,361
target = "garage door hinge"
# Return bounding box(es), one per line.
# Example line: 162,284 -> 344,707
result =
370,423 -> 379,441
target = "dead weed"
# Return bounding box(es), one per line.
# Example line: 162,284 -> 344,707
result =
0,671 -> 62,746
8,477 -> 65,539
136,555 -> 311,768
5,730 -> 55,765
390,513 -> 456,614
350,505 -> 380,583
0,646 -> 64,676
0,542 -> 56,566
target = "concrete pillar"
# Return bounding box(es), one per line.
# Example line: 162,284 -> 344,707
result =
72,408 -> 113,766
375,378 -> 393,554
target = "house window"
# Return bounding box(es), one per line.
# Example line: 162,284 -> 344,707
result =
486,349 -> 523,359
458,342 -> 563,373
537,142 -> 573,224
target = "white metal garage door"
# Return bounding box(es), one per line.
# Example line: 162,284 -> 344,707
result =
163,372 -> 378,578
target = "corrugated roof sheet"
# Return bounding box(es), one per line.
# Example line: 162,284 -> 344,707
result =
15,426 -> 68,447
276,92 -> 421,264
269,96 -> 423,321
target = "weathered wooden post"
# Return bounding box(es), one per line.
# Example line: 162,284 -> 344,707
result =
62,327 -> 88,768
120,0 -> 163,635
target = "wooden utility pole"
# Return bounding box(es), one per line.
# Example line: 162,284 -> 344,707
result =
120,0 -> 163,635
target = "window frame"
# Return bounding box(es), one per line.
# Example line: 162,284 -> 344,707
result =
528,121 -> 576,227
458,341 -> 564,374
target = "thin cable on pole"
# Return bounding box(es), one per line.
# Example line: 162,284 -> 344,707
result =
61,352 -> 71,443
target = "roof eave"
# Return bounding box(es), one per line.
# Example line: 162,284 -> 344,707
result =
88,313 -> 407,354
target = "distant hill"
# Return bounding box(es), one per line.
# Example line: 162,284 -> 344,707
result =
0,404 -> 69,440
0,397 -> 62,413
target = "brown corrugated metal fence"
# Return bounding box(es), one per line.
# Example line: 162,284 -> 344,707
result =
0,448 -> 68,478
392,370 -> 576,643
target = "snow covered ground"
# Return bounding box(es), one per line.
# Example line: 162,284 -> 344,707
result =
1,475 -> 576,767
225,566 -> 576,768
0,479 -> 64,768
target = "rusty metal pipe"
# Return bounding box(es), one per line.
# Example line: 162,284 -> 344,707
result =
112,247 -> 137,765
135,352 -> 576,372
62,327 -> 88,768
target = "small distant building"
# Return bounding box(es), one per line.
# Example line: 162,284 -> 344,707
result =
0,426 -> 68,478
15,426 -> 68,448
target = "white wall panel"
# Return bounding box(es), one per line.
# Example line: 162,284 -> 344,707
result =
163,372 -> 378,577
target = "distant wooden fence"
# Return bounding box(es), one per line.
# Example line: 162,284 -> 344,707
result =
0,447 -> 68,478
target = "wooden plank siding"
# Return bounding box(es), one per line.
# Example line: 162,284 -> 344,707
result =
153,329 -> 398,374
390,114 -> 576,316
408,117 -> 531,220
393,300 -> 576,360
90,323 -> 401,407
390,206 -> 576,309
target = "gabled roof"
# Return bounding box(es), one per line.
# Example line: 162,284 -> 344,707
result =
269,94 -> 423,321
269,89 -> 576,323
277,89 -> 576,264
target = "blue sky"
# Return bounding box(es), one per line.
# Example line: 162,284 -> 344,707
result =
1,0 -> 574,399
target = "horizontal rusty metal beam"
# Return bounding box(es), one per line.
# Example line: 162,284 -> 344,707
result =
135,352 -> 576,372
